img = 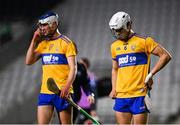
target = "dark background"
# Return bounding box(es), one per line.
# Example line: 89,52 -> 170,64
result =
0,0 -> 64,22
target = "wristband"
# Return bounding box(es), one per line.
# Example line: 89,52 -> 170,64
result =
91,93 -> 95,97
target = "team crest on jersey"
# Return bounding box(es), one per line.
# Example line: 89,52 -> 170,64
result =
55,47 -> 59,52
131,45 -> 136,51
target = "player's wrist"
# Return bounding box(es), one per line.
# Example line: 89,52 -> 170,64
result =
91,93 -> 95,97
148,72 -> 153,78
145,72 -> 153,84
88,93 -> 95,97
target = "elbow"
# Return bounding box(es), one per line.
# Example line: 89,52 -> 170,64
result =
74,63 -> 78,75
25,59 -> 33,65
25,61 -> 32,65
163,53 -> 172,64
26,63 -> 32,65
73,68 -> 77,78
112,68 -> 118,74
166,53 -> 172,62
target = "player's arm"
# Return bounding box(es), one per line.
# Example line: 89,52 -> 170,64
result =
151,44 -> 172,75
25,29 -> 41,65
109,59 -> 118,98
60,56 -> 77,98
145,44 -> 172,86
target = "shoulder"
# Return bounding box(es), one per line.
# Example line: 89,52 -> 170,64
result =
133,33 -> 156,43
133,33 -> 156,41
37,40 -> 46,47
60,35 -> 77,47
60,35 -> 73,44
59,35 -> 78,53
111,40 -> 120,47
133,33 -> 147,40
145,36 -> 156,42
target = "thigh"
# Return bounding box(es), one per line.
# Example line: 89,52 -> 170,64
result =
133,113 -> 148,124
130,96 -> 149,114
53,94 -> 71,111
37,105 -> 54,124
59,106 -> 73,124
114,98 -> 133,124
115,112 -> 132,124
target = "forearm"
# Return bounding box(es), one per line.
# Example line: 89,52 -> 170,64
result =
66,65 -> 77,90
151,53 -> 171,75
111,68 -> 117,90
25,39 -> 38,65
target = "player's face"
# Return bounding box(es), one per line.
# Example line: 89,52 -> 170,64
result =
111,22 -> 132,41
38,23 -> 54,37
114,28 -> 130,41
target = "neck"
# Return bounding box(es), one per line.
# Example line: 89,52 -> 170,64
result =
128,31 -> 135,38
123,31 -> 134,42
52,29 -> 60,39
46,29 -> 61,41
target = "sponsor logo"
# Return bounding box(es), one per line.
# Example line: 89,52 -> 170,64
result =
43,54 -> 59,64
116,52 -> 147,67
42,54 -> 68,65
118,55 -> 136,65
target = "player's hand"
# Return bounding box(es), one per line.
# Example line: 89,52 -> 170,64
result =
60,86 -> 70,99
144,73 -> 153,90
87,94 -> 95,104
145,72 -> 153,83
109,89 -> 117,99
32,28 -> 42,42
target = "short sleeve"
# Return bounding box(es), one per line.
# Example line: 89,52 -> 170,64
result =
65,41 -> 77,57
34,42 -> 43,54
111,44 -> 116,60
145,37 -> 158,54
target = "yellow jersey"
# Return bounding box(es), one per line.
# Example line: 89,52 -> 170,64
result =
111,33 -> 158,98
35,35 -> 77,94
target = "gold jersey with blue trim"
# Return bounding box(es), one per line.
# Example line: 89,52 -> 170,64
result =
35,35 -> 77,94
111,33 -> 158,98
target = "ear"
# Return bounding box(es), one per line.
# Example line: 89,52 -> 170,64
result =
51,22 -> 58,30
127,21 -> 132,30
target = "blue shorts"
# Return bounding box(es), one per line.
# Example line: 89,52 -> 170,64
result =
38,93 -> 70,112
113,96 -> 149,114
